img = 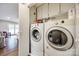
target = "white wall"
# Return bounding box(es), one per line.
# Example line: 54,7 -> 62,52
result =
0,21 -> 9,32
30,6 -> 36,24
76,4 -> 79,56
19,4 -> 29,56
30,3 -> 75,24
0,3 -> 18,23
0,20 -> 18,33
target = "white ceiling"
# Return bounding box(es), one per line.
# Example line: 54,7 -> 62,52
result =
0,3 -> 18,23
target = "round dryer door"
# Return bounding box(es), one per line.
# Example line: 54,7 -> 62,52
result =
46,26 -> 74,51
32,28 -> 41,42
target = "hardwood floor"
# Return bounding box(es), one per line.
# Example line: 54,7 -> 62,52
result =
0,36 -> 18,56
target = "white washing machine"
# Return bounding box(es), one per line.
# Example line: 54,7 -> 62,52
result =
44,9 -> 76,56
31,23 -> 44,56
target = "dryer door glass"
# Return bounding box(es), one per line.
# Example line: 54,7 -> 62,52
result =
48,30 -> 68,46
32,29 -> 41,42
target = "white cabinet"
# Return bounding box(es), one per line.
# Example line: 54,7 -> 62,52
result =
61,3 -> 75,13
49,3 -> 59,17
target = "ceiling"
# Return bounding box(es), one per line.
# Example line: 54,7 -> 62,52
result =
0,3 -> 18,23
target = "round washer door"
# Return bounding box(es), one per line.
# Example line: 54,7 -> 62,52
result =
46,26 -> 74,51
32,27 -> 41,42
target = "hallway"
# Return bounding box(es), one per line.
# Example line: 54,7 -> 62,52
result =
0,36 -> 18,56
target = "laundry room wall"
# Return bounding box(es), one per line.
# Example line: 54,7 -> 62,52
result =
19,4 -> 29,56
30,6 -> 36,24
30,3 -> 75,23
76,3 -> 79,56
49,3 -> 59,17
36,4 -> 49,20
60,3 -> 75,13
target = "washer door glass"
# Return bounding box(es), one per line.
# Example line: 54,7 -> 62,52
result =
32,29 -> 41,42
47,27 -> 74,51
48,30 -> 67,46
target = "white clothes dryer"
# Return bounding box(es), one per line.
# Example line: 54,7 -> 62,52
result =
31,23 -> 44,56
